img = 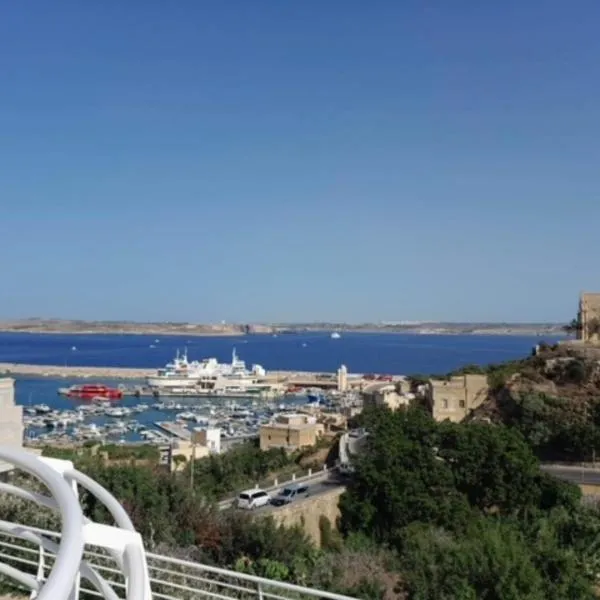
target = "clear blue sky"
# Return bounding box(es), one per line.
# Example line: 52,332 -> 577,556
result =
1,1 -> 599,323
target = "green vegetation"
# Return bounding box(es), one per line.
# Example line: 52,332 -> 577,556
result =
473,346 -> 600,463
564,316 -> 582,336
8,346 -> 600,597
339,405 -> 599,599
407,352 -> 544,391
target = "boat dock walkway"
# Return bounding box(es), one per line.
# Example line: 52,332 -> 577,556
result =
154,421 -> 191,441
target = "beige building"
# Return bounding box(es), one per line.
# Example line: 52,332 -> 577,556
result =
168,439 -> 210,472
260,413 -> 323,452
427,374 -> 488,422
361,380 -> 412,411
579,293 -> 600,342
0,378 -> 24,472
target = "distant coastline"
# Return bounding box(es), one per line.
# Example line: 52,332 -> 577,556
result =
0,319 -> 567,337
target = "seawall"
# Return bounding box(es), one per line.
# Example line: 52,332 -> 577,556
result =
0,363 -> 154,380
0,362 -> 359,384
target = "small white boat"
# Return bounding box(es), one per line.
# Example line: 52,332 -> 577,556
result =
331,332 -> 341,339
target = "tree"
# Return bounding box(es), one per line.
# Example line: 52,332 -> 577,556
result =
563,317 -> 581,336
436,422 -> 542,515
338,405 -> 597,599
339,407 -> 473,545
399,519 -> 546,600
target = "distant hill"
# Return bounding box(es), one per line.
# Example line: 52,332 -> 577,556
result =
0,318 -> 566,336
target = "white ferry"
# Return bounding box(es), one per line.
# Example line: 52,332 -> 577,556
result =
146,348 -> 267,392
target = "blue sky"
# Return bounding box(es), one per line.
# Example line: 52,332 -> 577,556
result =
1,1 -> 599,323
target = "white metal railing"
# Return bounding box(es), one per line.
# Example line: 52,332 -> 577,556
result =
0,447 -> 152,599
0,526 -> 357,600
0,447 -> 357,600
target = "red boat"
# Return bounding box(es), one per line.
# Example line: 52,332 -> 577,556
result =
66,384 -> 123,400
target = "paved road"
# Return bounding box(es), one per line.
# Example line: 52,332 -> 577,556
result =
225,473 -> 346,515
219,468 -> 337,511
542,464 -> 600,486
255,477 -> 346,515
226,463 -> 600,516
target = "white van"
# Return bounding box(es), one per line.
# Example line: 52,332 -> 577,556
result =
237,489 -> 271,510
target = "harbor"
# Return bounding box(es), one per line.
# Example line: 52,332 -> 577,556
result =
6,346 -> 387,450
2,333 -> 554,453
21,385 -> 363,449
0,362 -> 366,388
1,346 -> 376,395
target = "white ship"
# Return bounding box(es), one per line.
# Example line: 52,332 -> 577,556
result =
146,348 -> 266,392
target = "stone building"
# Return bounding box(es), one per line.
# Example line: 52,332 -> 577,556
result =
361,380 -> 412,411
0,378 -> 24,472
579,293 -> 600,342
427,374 -> 488,422
260,413 -> 323,452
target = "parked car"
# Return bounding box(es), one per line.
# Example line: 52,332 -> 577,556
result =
237,489 -> 271,510
339,461 -> 355,476
270,484 -> 310,507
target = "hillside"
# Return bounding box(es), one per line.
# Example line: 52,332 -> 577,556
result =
467,342 -> 600,461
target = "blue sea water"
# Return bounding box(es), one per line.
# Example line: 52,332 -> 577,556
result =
0,331 -> 564,375
0,331 -> 565,409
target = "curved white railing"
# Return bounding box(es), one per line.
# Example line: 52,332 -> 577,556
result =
0,446 -> 152,599
0,447 -> 357,600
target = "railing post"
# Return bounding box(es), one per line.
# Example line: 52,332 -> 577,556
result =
38,457 -> 81,600
257,581 -> 264,600
308,468 -> 312,476
30,545 -> 45,600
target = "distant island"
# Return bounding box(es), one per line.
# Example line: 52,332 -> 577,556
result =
0,318 -> 567,337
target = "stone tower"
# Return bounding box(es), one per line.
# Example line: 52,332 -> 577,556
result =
0,378 -> 24,472
579,293 -> 600,342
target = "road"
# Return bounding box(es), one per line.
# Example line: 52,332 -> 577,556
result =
218,468 -> 339,511
223,463 -> 600,517
541,464 -> 600,486
254,477 -> 346,516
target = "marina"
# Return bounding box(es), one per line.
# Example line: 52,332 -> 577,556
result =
21,375 -> 363,450
154,421 -> 191,441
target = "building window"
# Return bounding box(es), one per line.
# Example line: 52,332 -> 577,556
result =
442,399 -> 448,409
268,435 -> 271,440
459,400 -> 465,408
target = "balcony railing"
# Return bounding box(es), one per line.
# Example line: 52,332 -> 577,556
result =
0,447 -> 357,600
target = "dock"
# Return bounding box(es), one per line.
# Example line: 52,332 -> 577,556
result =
2,362 -> 383,390
154,421 -> 191,441
0,363 -> 153,380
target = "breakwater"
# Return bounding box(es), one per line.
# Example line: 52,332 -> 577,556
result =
0,363 -> 153,379
0,362 -> 352,387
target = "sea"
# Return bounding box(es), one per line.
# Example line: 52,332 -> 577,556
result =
0,331 -> 565,443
